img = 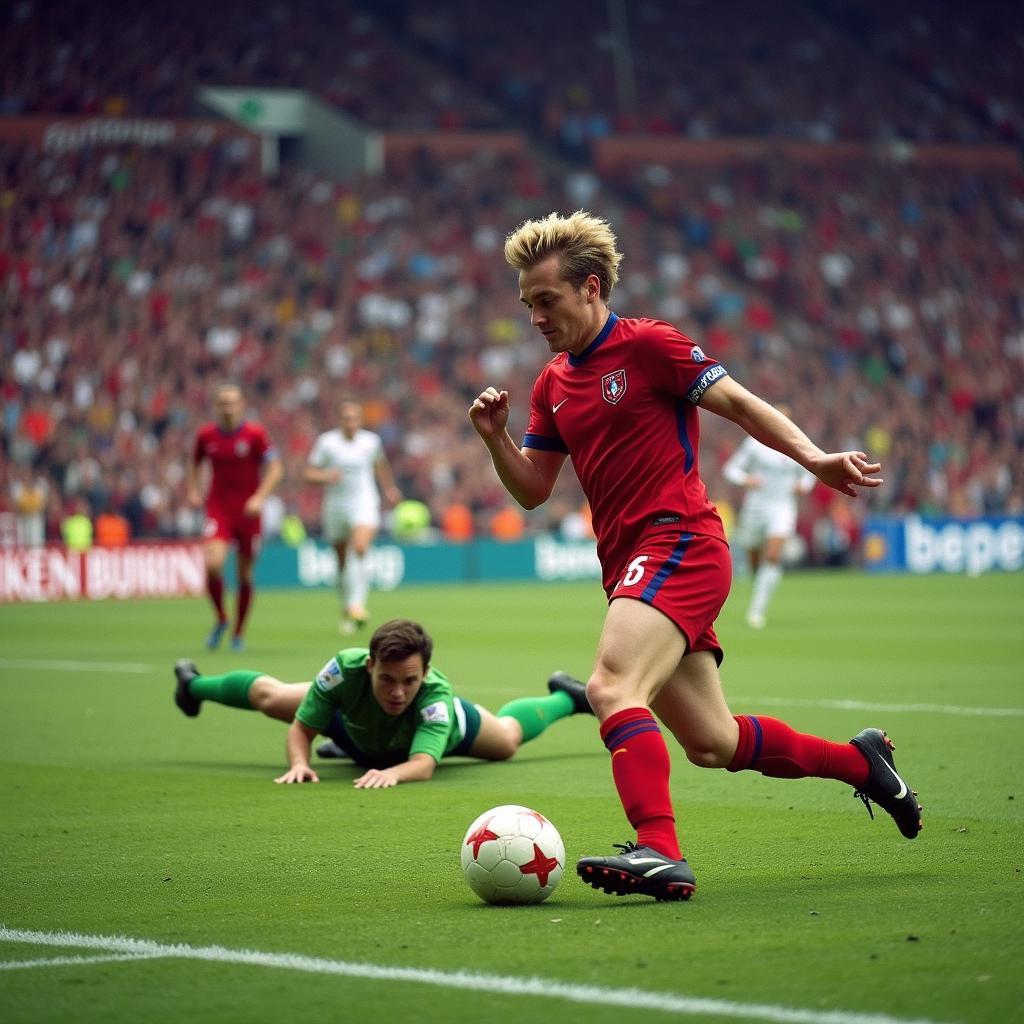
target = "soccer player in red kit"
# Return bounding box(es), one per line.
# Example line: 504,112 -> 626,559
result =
469,211 -> 922,902
187,383 -> 282,651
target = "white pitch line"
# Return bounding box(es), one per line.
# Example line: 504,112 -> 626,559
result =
0,952 -> 165,971
732,697 -> 1024,718
0,658 -> 153,674
0,659 -> 1013,717
0,926 -> 953,1024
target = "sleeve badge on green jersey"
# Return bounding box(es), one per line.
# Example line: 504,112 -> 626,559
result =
420,701 -> 449,724
314,657 -> 343,691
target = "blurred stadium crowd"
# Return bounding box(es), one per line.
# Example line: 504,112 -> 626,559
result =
1,0 -> 1021,559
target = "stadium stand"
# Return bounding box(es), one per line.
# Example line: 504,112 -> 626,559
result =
0,0 -> 1020,557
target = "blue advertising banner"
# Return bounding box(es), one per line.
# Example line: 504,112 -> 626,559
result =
862,515 -> 1024,574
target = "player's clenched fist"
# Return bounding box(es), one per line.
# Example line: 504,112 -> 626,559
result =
468,387 -> 510,439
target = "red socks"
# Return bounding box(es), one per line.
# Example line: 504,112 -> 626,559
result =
206,572 -> 226,622
597,710 -> 870,858
207,574 -> 253,639
729,715 -> 869,787
601,707 -> 681,859
234,582 -> 253,638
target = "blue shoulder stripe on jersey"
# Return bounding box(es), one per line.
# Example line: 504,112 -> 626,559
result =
523,432 -> 570,454
641,532 -> 694,602
568,311 -> 619,366
675,399 -> 694,474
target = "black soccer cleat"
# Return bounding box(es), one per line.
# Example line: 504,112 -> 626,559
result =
850,728 -> 922,839
173,659 -> 202,718
547,671 -> 595,716
577,842 -> 696,901
316,740 -> 350,760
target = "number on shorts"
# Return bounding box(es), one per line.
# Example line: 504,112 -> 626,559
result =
620,555 -> 649,588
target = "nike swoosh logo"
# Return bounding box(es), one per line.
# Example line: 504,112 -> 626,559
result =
880,758 -> 907,799
612,747 -> 627,758
621,857 -> 677,877
552,399 -> 568,413
641,864 -> 677,878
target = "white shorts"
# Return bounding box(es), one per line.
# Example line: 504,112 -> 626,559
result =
322,499 -> 380,543
733,502 -> 797,549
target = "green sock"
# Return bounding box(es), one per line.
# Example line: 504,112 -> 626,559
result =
496,691 -> 574,744
189,670 -> 261,709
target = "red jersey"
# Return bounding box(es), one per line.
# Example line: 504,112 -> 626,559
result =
524,313 -> 728,587
193,421 -> 276,512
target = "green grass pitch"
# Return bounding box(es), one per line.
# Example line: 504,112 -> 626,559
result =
2,570 -> 1022,1023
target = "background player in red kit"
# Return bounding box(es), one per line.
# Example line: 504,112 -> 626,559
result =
469,211 -> 922,903
187,382 -> 282,651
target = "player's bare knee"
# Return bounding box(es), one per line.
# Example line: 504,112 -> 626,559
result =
584,674 -> 618,718
586,671 -> 645,719
247,678 -> 275,711
684,744 -> 732,769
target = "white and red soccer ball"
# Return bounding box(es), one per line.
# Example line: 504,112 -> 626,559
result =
460,805 -> 565,905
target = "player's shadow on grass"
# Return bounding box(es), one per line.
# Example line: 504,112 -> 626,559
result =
458,894 -> 691,913
168,760 -> 298,775
167,749 -> 604,778
434,750 -> 607,774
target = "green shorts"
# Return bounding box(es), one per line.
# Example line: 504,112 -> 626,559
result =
450,697 -> 482,756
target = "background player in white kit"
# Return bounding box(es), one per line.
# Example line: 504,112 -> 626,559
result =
722,404 -> 815,629
304,400 -> 402,634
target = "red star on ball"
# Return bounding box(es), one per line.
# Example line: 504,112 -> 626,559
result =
519,843 -> 559,888
464,818 -> 498,859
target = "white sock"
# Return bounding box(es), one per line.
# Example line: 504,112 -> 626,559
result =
346,551 -> 370,611
750,563 -> 783,619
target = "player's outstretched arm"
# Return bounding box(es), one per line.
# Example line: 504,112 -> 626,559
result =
699,376 -> 882,497
275,720 -> 320,784
353,753 -> 436,789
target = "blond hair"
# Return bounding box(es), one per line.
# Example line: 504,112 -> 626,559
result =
504,210 -> 623,300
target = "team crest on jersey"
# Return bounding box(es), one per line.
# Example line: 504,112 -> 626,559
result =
420,701 -> 450,725
235,440 -> 250,456
601,369 -> 627,405
691,346 -> 707,363
314,657 -> 343,692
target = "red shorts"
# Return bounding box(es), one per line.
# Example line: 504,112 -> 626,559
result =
203,507 -> 262,558
608,530 -> 731,664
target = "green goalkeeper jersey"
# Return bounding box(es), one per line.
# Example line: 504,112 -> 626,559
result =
295,648 -> 459,765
